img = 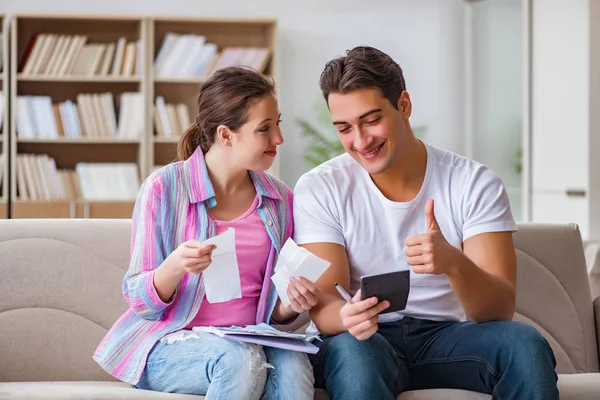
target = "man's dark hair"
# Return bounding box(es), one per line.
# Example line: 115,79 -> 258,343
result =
319,46 -> 406,110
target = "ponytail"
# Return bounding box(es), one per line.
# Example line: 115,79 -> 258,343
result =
177,123 -> 210,161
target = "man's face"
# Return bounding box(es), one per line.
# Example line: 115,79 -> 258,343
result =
328,88 -> 411,175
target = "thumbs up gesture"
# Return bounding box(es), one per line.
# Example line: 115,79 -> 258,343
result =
404,199 -> 459,275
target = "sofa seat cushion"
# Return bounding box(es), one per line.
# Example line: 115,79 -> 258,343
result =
0,382 -> 492,400
0,382 -> 202,400
557,373 -> 600,400
2,374 -> 599,400
315,388 -> 489,400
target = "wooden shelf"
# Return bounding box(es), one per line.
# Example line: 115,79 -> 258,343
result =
17,74 -> 142,83
153,77 -> 204,84
1,14 -> 8,214
12,200 -> 135,219
17,138 -> 141,144
154,136 -> 180,143
10,14 -> 147,219
12,200 -> 77,218
81,200 -> 135,219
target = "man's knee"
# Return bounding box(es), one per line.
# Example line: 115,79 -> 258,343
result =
325,331 -> 397,373
319,332 -> 400,397
481,321 -> 556,372
505,322 -> 555,363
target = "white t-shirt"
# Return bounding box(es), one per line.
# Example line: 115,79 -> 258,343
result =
293,141 -> 517,326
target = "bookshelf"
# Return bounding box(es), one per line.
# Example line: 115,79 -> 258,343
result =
4,14 -> 279,219
9,14 -> 147,219
0,14 -> 7,219
148,17 -> 278,175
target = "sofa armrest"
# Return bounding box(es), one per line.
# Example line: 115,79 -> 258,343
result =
594,295 -> 600,361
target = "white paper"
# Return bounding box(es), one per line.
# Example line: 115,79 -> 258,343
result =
201,228 -> 242,303
271,238 -> 331,306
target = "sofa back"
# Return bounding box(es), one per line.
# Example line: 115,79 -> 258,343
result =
512,223 -> 599,373
0,219 -> 598,382
0,219 -> 131,382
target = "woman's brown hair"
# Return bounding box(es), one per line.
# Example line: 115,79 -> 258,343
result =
177,66 -> 276,161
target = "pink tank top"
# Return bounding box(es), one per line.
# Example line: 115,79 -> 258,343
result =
184,195 -> 271,328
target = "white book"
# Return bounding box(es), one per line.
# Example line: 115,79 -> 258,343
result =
111,37 -> 127,76
154,33 -> 179,77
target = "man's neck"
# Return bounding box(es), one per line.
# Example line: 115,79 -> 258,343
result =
370,138 -> 428,203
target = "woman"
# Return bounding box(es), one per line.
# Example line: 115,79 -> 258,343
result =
93,66 -> 318,400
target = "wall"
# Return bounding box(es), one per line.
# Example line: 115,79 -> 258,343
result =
467,0 -> 524,220
1,0 -> 466,187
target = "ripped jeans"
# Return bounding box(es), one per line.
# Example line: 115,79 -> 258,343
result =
133,331 -> 314,400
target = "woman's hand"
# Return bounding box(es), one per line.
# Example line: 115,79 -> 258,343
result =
175,240 -> 216,274
272,277 -> 321,324
287,277 -> 321,314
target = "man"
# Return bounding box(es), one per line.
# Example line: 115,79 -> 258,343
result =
292,46 -> 558,400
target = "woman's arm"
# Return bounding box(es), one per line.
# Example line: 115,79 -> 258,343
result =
122,180 -> 214,320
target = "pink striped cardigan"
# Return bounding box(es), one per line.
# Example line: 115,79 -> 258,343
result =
93,146 -> 293,385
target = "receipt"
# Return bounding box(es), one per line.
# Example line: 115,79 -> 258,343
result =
201,228 -> 241,303
271,238 -> 331,306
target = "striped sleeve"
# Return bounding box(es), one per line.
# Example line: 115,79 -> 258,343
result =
122,178 -> 172,320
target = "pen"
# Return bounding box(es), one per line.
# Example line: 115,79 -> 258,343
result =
334,282 -> 354,304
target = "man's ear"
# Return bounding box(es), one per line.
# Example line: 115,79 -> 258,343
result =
216,125 -> 233,147
397,90 -> 412,119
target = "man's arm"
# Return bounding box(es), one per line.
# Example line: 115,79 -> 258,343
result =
447,231 -> 516,322
301,242 -> 391,338
300,242 -> 350,335
405,199 -> 517,323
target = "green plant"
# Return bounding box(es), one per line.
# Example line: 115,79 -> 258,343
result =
297,98 -> 428,167
514,147 -> 522,175
296,99 -> 343,167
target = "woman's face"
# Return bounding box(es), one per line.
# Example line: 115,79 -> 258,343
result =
230,93 -> 283,172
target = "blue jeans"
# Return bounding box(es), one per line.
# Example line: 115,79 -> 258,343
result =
309,317 -> 559,400
134,331 -> 314,400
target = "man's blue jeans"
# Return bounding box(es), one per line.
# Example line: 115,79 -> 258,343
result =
309,317 -> 559,400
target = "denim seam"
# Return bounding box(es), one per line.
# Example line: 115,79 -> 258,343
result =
145,353 -> 220,365
413,356 -> 499,378
492,386 -> 503,400
403,323 -> 411,364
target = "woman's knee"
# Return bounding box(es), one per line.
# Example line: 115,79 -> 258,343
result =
216,343 -> 269,398
263,347 -> 314,399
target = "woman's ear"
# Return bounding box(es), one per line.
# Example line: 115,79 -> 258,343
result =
216,125 -> 233,147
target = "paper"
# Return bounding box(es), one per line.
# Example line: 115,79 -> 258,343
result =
192,323 -> 321,354
271,238 -> 331,306
201,228 -> 241,303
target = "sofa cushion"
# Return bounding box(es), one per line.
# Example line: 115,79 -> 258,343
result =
2,374 -> 600,400
0,382 -> 200,399
512,224 -> 600,373
0,219 -> 132,381
316,388 -> 490,400
557,373 -> 600,400
0,382 -> 491,400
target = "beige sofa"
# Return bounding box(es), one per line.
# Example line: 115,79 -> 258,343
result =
1,219 -> 600,400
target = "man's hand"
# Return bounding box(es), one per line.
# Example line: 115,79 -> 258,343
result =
340,290 -> 390,341
404,199 -> 461,276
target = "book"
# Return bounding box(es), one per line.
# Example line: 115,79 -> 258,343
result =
192,323 -> 321,354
